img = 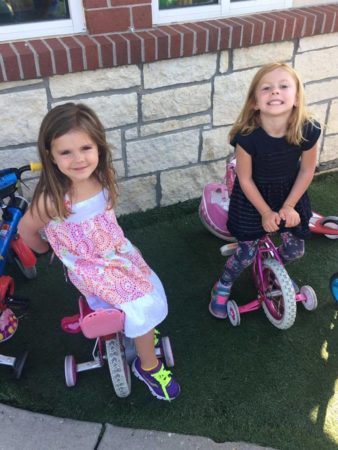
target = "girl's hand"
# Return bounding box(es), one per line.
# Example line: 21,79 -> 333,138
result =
279,205 -> 300,228
261,210 -> 280,233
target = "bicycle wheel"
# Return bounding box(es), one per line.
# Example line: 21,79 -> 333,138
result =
261,258 -> 296,330
161,336 -> 175,367
105,333 -> 131,398
226,300 -> 241,327
300,285 -> 318,311
64,355 -> 77,387
322,216 -> 338,240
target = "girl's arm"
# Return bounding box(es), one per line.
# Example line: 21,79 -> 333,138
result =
279,143 -> 318,226
236,145 -> 280,232
18,197 -> 50,254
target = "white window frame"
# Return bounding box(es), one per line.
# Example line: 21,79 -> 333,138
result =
152,0 -> 293,25
0,0 -> 86,43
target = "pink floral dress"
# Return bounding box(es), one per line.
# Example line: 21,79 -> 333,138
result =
44,190 -> 154,306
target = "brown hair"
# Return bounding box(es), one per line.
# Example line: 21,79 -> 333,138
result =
229,62 -> 318,145
32,102 -> 118,220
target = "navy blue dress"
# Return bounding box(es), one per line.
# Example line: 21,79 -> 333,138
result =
227,121 -> 321,241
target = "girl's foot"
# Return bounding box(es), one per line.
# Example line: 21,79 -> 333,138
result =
209,281 -> 229,319
132,357 -> 181,401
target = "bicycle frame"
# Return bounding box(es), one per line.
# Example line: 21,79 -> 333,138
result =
225,235 -> 314,319
254,236 -> 283,294
232,235 -> 280,315
0,165 -> 40,275
62,296 -> 174,395
0,196 -> 36,275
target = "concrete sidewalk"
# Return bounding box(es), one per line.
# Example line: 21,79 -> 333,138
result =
1,403 -> 277,450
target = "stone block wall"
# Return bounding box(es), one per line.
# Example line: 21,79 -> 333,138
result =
0,32 -> 337,216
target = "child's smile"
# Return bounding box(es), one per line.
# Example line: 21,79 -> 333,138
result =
255,67 -> 298,118
268,99 -> 283,105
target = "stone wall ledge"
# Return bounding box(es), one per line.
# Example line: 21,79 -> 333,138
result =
1,4 -> 338,83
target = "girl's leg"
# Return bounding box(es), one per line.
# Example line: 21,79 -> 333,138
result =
132,328 -> 180,401
134,329 -> 157,370
278,232 -> 305,263
209,239 -> 259,318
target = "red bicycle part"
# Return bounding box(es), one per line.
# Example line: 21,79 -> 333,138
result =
309,212 -> 338,236
0,276 -> 15,311
10,236 -> 37,268
61,314 -> 81,334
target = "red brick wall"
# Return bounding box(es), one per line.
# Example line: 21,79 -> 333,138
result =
84,0 -> 152,34
1,3 -> 338,82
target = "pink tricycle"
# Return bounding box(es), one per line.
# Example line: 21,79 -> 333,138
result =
220,235 -> 318,329
199,159 -> 236,241
62,296 -> 174,398
199,159 -> 338,241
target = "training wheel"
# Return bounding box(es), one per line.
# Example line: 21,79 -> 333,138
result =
13,351 -> 28,379
226,300 -> 241,326
220,242 -> 238,257
64,355 -> 77,387
322,216 -> 338,240
300,285 -> 318,311
161,336 -> 175,367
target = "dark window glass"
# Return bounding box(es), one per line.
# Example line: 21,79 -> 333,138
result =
159,0 -> 218,10
0,0 -> 69,25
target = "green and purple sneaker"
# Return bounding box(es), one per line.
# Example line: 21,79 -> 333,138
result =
132,357 -> 181,401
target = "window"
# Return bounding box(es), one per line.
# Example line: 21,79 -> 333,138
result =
0,0 -> 85,42
160,0 -> 218,9
153,0 -> 293,25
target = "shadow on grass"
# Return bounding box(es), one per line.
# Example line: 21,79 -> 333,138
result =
1,172 -> 337,450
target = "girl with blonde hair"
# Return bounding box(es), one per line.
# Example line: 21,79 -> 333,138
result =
209,62 -> 321,318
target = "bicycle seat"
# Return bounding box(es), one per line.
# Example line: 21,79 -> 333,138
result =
78,296 -> 125,339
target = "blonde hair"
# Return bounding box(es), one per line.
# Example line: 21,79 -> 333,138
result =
32,103 -> 118,220
229,62 -> 317,145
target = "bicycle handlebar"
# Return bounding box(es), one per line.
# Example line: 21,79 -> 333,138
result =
0,162 -> 41,199
29,162 -> 42,172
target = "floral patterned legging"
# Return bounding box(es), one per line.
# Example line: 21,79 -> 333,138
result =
220,232 -> 304,286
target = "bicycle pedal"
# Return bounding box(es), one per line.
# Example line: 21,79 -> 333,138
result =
61,314 -> 81,334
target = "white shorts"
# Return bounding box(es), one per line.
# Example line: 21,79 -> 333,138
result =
85,271 -> 168,338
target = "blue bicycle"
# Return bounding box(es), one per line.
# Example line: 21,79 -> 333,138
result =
0,162 -> 40,378
330,272 -> 338,307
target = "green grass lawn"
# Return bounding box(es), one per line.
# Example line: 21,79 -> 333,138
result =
1,171 -> 338,450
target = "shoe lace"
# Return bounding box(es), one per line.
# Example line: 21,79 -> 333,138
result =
152,366 -> 172,400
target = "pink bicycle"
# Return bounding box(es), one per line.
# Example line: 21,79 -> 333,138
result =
220,235 -> 318,329
62,296 -> 174,398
